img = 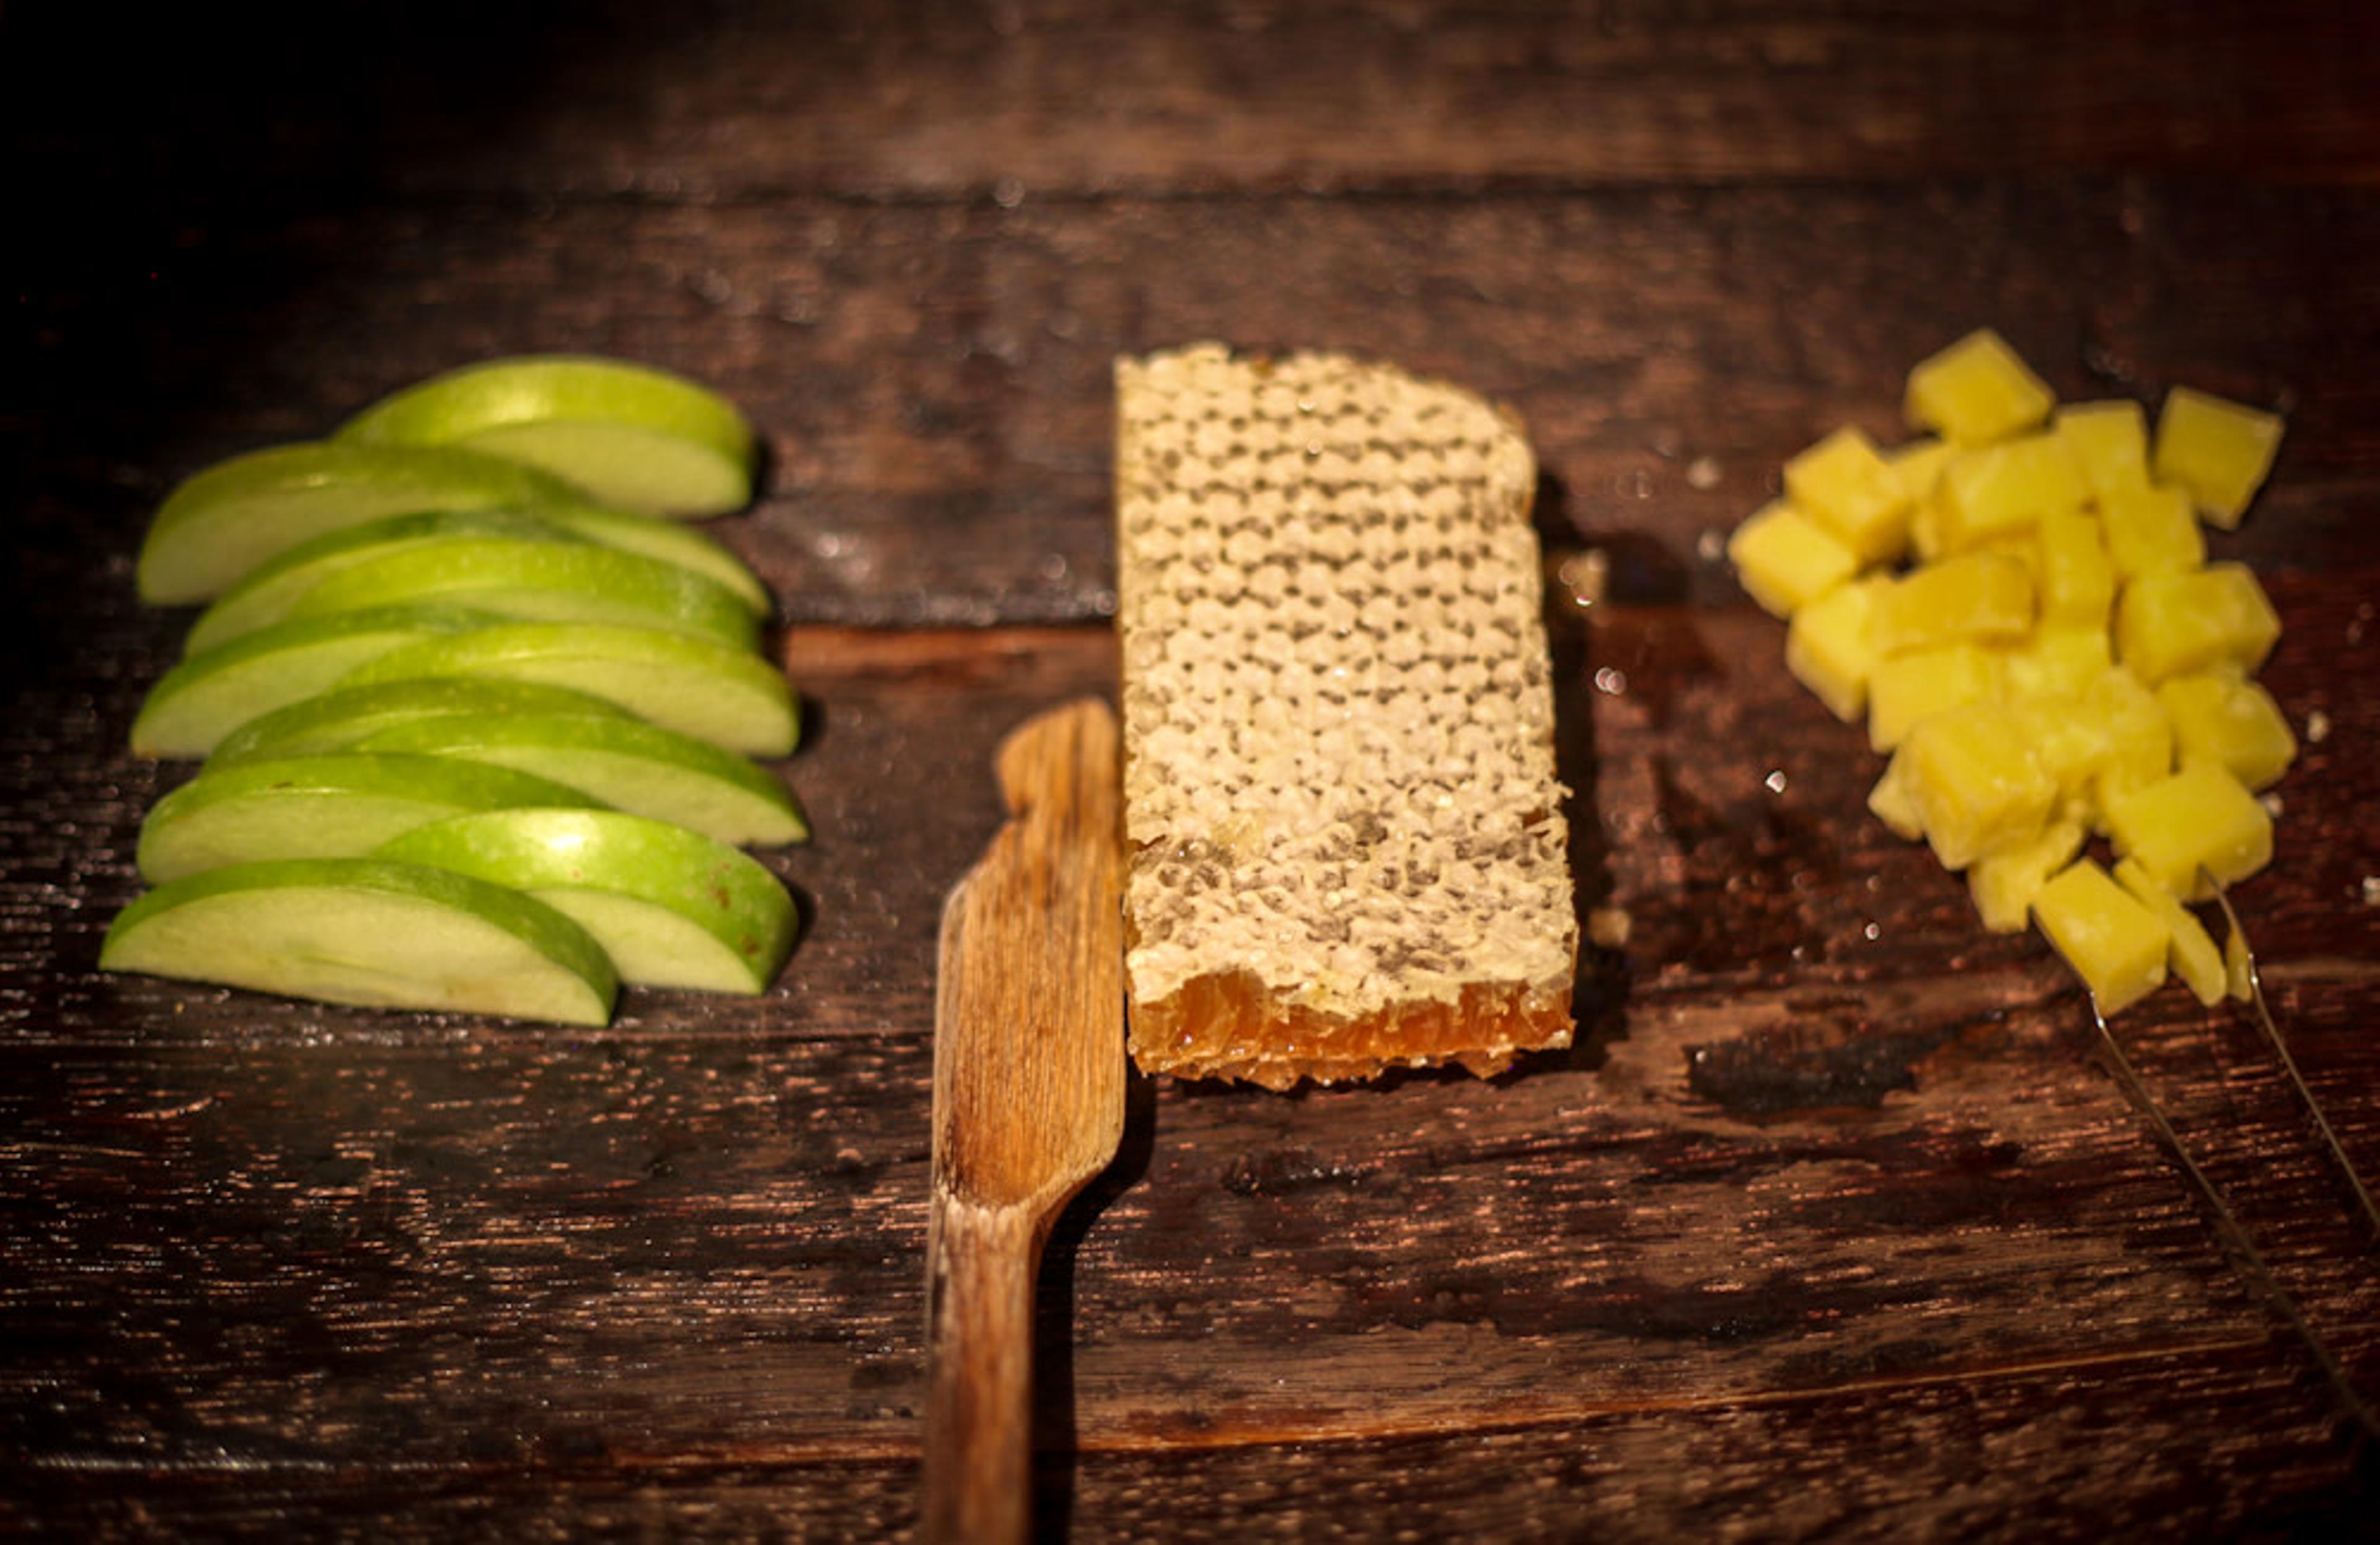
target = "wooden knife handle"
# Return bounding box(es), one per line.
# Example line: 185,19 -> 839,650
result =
923,1193 -> 1041,1545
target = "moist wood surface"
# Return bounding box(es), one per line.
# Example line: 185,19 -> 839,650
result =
6,3 -> 2380,1540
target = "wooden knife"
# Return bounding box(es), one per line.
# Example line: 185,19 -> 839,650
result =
923,697 -> 1127,1543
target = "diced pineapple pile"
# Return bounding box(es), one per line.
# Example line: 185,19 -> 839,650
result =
1727,329 -> 2293,1016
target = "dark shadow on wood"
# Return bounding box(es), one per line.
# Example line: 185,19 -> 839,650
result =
1031,1064 -> 1157,1543
786,688 -> 827,755
1528,468 -> 1629,1076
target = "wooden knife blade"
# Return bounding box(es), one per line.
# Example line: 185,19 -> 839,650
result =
923,696 -> 1126,1544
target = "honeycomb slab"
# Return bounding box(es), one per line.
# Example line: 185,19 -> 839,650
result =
1114,345 -> 1577,1088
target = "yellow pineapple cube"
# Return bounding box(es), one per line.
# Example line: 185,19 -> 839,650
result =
1784,427 -> 1913,563
2226,924 -> 2255,1001
2084,668 -> 2174,822
2033,510 -> 2115,630
1970,818 -> 2085,934
1786,576 -> 1883,722
1937,432 -> 2089,551
2054,400 -> 2151,499
1901,701 -> 2058,870
2104,761 -> 2273,900
1868,642 -> 1998,753
1867,755 -> 1925,841
2004,695 -> 2114,808
1999,625 -> 2112,702
2115,562 -> 2281,684
1728,501 -> 1861,619
1972,528 -> 2043,585
2099,480 -> 2206,580
2153,386 -> 2283,529
1905,329 -> 2056,446
2033,860 -> 2169,1014
2157,673 -> 2297,791
1871,551 -> 2035,657
1907,493 -> 1946,563
1887,437 -> 1956,507
2113,857 -> 2227,1007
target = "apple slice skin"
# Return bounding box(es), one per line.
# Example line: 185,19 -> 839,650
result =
281,536 -> 761,652
186,509 -> 589,656
208,678 -> 632,768
137,753 -> 605,883
114,360 -> 780,1027
130,604 -> 503,759
336,622 -> 799,758
456,422 -> 752,523
140,442 -> 584,605
537,498 -> 767,613
374,809 -> 797,994
140,440 -> 768,608
101,857 -> 616,1027
337,356 -> 756,518
355,711 -> 808,847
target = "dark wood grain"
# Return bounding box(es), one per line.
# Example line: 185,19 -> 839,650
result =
9,613 -> 2379,1535
6,945 -> 2375,1503
10,2 -> 2380,1539
10,1 -> 2380,203
14,183 -> 2376,629
9,1352 -> 2373,1544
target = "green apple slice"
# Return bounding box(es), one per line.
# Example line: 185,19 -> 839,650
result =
141,442 -> 582,604
336,355 -> 756,518
139,441 -> 768,608
100,857 -> 615,1026
280,536 -> 760,651
137,753 -> 604,883
208,678 -> 632,767
353,711 -> 808,847
336,622 -> 798,757
130,604 -> 502,759
539,498 -> 768,613
374,810 -> 796,994
187,509 -> 588,655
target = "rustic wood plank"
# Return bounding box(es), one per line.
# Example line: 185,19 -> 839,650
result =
9,7 -> 2380,1532
17,565 -> 2372,1057
7,949 -> 2377,1450
9,1 -> 2380,202
7,1343 -> 2371,1544
4,988 -> 2376,1537
15,182 -> 2376,630
1062,1365 -> 2374,1543
7,611 -> 2379,1539
9,638 -> 2370,1514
